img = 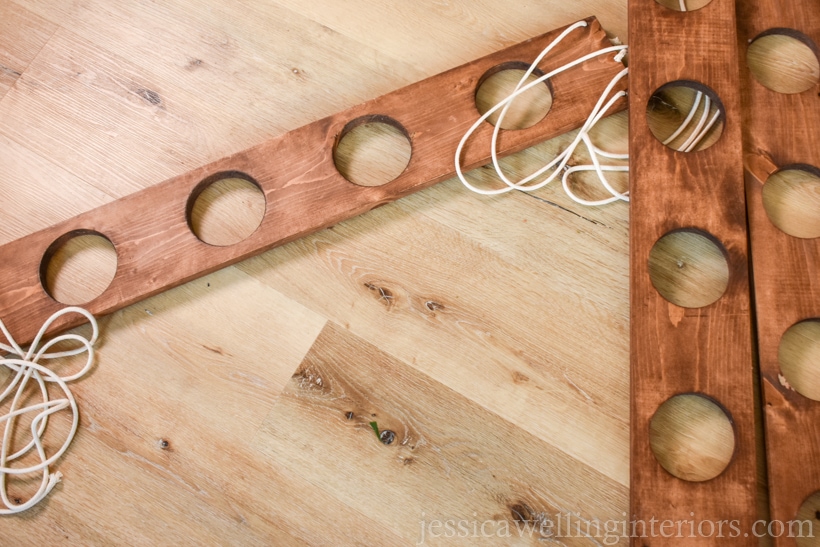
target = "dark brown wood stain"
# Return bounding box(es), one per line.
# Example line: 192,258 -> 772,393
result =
738,1 -> 820,542
629,0 -> 758,543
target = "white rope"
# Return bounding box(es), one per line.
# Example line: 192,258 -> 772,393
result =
657,0 -> 723,154
0,307 -> 98,514
455,20 -> 630,203
455,18 -> 721,205
662,89 -> 702,146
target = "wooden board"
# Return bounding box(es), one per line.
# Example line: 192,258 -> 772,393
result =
628,0 -> 759,542
737,1 -> 820,542
0,16 -> 626,347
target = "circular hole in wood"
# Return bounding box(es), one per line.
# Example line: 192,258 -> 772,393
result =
649,394 -> 735,482
187,172 -> 266,246
655,0 -> 713,11
648,230 -> 730,308
748,30 -> 820,94
763,165 -> 820,239
647,81 -> 724,152
796,491 -> 820,546
41,230 -> 118,305
779,320 -> 820,401
475,62 -> 553,130
333,115 -> 412,187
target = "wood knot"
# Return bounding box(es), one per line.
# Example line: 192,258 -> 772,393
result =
425,300 -> 444,312
509,503 -> 535,523
512,371 -> 529,384
364,282 -> 394,307
507,502 -> 554,539
135,88 -> 162,106
292,365 -> 330,393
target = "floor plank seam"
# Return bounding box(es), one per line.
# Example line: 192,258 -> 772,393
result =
0,1 -> 60,104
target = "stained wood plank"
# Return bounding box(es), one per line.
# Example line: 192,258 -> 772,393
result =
737,1 -> 820,540
254,321 -> 628,545
628,0 -> 758,542
0,18 -> 626,347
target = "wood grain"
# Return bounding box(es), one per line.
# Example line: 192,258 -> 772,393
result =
254,321 -> 628,545
0,17 -> 626,347
238,180 -> 631,485
272,0 -> 628,76
628,0 -> 758,542
0,2 -> 55,100
1,1 -> 633,544
738,1 -> 820,541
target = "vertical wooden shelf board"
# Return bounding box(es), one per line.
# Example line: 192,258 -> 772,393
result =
629,0 -> 758,543
0,18 -> 626,346
738,1 -> 820,541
